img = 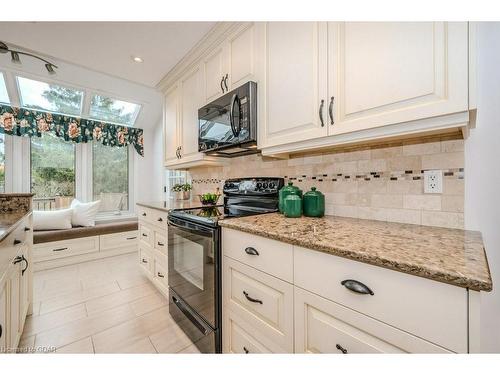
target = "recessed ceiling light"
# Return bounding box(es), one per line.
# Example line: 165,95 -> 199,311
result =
132,56 -> 143,63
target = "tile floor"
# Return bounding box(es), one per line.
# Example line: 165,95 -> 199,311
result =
19,253 -> 200,354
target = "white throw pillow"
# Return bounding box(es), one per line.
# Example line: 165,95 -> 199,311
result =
70,199 -> 101,227
33,208 -> 73,231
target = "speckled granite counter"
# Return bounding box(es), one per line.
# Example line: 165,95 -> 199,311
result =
219,213 -> 492,292
0,211 -> 31,242
136,200 -> 207,212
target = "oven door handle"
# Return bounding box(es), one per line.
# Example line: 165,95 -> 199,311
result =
167,219 -> 214,237
171,295 -> 210,336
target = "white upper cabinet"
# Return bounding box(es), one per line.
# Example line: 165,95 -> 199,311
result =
180,65 -> 204,160
163,86 -> 180,165
258,22 -> 329,148
226,24 -> 256,90
329,22 -> 468,135
203,46 -> 227,103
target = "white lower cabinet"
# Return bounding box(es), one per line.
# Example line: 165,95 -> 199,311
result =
222,227 -> 471,353
137,205 -> 169,298
0,283 -> 6,350
294,287 -> 450,354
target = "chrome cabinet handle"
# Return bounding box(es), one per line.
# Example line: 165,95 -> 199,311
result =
220,76 -> 225,93
224,73 -> 229,91
329,96 -> 334,125
52,247 -> 68,252
341,279 -> 374,295
319,99 -> 325,127
244,247 -> 259,256
243,291 -> 263,305
336,344 -> 348,354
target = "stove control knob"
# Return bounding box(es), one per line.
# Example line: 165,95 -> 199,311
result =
268,182 -> 275,189
262,182 -> 268,189
256,182 -> 262,190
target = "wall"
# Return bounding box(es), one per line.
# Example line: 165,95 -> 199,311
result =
465,22 -> 500,353
190,135 -> 465,229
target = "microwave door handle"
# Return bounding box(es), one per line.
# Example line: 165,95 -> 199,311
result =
229,93 -> 238,137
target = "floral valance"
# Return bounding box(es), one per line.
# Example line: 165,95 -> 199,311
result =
0,104 -> 144,156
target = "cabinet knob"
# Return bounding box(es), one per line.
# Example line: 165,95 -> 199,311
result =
157,217 -> 163,222
141,258 -> 148,264
157,242 -> 165,247
142,233 -> 148,237
24,227 -> 31,232
13,239 -> 22,245
142,212 -> 147,216
157,272 -> 165,278
243,346 -> 249,354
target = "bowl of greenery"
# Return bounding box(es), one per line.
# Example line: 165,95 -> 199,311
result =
172,183 -> 192,200
198,192 -> 221,206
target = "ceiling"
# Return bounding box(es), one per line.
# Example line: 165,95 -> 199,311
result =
0,22 -> 216,87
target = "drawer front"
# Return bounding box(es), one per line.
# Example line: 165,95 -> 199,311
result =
294,246 -> 467,353
34,236 -> 99,261
100,230 -> 138,251
137,206 -> 168,228
224,257 -> 293,352
294,286 -> 450,354
222,228 -> 293,282
226,313 -> 273,354
137,205 -> 150,221
153,258 -> 168,289
139,224 -> 153,247
154,231 -> 167,254
139,246 -> 153,275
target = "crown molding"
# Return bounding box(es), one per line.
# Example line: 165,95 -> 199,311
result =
155,22 -> 251,92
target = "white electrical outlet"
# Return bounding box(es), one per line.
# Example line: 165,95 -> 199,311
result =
424,170 -> 443,194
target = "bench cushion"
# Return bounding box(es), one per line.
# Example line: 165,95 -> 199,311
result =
34,220 -> 138,244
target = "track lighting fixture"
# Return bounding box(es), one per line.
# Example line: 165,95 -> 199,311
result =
0,41 -> 58,74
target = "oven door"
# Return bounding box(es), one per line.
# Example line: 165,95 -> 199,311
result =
168,217 -> 218,329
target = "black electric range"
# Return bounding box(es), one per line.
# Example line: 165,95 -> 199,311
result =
167,177 -> 284,353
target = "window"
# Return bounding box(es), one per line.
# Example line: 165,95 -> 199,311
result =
92,141 -> 129,212
17,76 -> 83,116
0,73 -> 9,104
89,94 -> 140,126
31,132 -> 75,210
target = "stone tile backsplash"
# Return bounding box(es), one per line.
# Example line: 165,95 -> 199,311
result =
188,137 -> 465,229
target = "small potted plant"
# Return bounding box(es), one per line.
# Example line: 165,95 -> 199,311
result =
172,183 -> 192,200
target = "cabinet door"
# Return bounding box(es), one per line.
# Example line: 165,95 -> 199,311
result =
19,246 -> 30,327
226,23 -> 255,90
8,264 -> 21,348
259,22 -> 328,148
203,46 -> 226,103
164,86 -> 180,165
179,65 -> 204,159
0,283 -> 7,352
329,22 -> 468,135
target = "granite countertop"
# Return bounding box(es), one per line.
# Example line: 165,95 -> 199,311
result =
136,200 -> 207,213
0,211 -> 31,242
219,213 -> 492,292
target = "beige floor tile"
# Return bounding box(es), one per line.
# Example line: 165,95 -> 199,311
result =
149,323 -> 192,353
129,291 -> 168,317
178,344 -> 201,353
94,337 -> 157,354
56,337 -> 94,353
35,303 -> 136,349
31,301 -> 41,316
23,303 -> 88,336
33,279 -> 82,303
80,274 -> 118,290
39,281 -> 120,315
115,273 -> 150,290
92,306 -> 173,353
85,282 -> 157,315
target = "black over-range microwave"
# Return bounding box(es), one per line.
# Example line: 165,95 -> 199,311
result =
198,81 -> 257,157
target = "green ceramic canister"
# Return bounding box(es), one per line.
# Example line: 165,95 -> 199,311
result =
303,187 -> 325,217
283,192 -> 303,218
278,182 -> 303,213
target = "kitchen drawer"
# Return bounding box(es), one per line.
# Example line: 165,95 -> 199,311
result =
34,236 -> 99,262
138,206 -> 168,228
224,312 -> 274,354
294,246 -> 467,353
294,286 -> 450,353
154,231 -> 167,254
139,224 -> 153,247
139,246 -> 153,276
100,230 -> 138,251
223,257 -> 293,352
222,228 -> 293,282
153,258 -> 168,290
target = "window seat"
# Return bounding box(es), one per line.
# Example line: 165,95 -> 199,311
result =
34,220 -> 138,244
33,220 -> 139,271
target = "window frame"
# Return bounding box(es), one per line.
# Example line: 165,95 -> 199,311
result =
15,74 -> 85,117
88,92 -> 142,127
0,71 -> 10,104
